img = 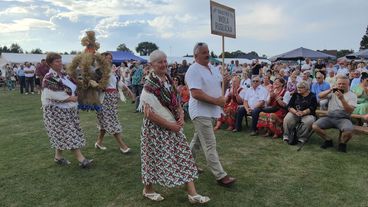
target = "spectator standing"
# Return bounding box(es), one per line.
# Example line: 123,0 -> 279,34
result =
16,65 -> 26,94
24,62 -> 35,94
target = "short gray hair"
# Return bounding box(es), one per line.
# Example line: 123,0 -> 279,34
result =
297,81 -> 310,90
149,50 -> 167,63
336,74 -> 349,80
193,42 -> 208,56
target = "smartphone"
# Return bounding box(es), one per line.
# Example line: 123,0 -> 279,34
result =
333,88 -> 344,93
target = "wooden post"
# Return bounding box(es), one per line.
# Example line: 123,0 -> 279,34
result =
221,35 -> 225,95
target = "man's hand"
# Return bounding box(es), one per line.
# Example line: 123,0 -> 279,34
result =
335,90 -> 344,100
216,96 -> 226,107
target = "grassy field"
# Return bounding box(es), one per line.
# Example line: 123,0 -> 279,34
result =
1,89 -> 368,207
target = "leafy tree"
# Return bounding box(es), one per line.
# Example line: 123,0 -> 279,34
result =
219,51 -> 233,58
70,51 -> 78,54
248,51 -> 259,57
231,50 -> 246,58
136,41 -> 159,56
0,46 -> 10,53
336,49 -> 354,58
31,48 -> 43,54
116,43 -> 132,52
359,25 -> 368,50
9,43 -> 23,53
210,51 -> 217,58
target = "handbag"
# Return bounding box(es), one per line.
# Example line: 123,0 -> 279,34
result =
262,106 -> 279,113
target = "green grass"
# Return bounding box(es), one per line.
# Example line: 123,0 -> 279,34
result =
1,90 -> 368,207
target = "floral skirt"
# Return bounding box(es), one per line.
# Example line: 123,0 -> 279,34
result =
257,111 -> 285,136
217,101 -> 238,127
140,118 -> 198,187
43,105 -> 85,150
96,91 -> 122,134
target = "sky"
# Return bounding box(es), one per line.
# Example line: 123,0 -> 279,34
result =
0,0 -> 367,58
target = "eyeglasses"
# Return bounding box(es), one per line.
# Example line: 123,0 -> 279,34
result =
297,86 -> 305,89
316,77 -> 323,79
252,80 -> 259,82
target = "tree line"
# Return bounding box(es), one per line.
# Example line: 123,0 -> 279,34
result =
1,26 -> 368,57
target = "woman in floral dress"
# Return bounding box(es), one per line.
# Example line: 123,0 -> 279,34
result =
42,52 -> 92,168
139,50 -> 210,204
257,78 -> 288,139
214,76 -> 244,131
94,52 -> 131,154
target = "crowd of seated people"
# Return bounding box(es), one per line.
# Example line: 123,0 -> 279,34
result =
179,59 -> 367,153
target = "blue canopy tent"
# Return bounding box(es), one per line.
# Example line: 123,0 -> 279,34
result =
269,47 -> 336,62
109,51 -> 147,65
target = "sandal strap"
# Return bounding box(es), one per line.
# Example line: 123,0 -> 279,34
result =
54,158 -> 70,165
188,194 -> 210,204
143,191 -> 164,201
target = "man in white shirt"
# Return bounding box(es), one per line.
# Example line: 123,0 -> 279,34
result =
336,61 -> 349,76
301,58 -> 312,72
233,76 -> 268,135
185,42 -> 236,187
24,62 -> 35,94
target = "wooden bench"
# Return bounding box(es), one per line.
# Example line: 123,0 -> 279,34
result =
315,110 -> 368,134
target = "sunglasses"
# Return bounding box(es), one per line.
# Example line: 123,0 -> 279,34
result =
252,80 -> 260,82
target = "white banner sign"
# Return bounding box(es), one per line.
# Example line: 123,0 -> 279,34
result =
210,1 -> 236,38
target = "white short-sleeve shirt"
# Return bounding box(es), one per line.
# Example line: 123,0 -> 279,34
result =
241,85 -> 268,109
185,62 -> 223,119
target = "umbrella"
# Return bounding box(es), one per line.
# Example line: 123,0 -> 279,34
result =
270,47 -> 336,61
346,49 -> 368,59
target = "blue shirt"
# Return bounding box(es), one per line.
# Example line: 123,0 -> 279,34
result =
311,81 -> 330,101
350,77 -> 361,90
17,68 -> 25,77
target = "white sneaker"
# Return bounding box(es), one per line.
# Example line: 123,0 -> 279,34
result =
363,123 -> 368,127
283,135 -> 289,142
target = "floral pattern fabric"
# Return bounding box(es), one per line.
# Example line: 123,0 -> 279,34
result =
43,105 -> 85,150
96,91 -> 122,134
140,118 -> 198,187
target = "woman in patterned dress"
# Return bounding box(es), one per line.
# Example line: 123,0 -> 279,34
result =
214,76 -> 243,131
94,52 -> 131,153
257,78 -> 287,139
139,50 -> 210,204
42,52 -> 92,168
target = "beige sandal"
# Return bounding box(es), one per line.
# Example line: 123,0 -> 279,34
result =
143,190 -> 164,201
188,194 -> 210,204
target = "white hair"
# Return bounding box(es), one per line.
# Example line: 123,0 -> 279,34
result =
149,50 -> 167,63
193,42 -> 208,56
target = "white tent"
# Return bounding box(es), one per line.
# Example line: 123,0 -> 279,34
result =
138,55 -> 270,65
0,53 -> 76,66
